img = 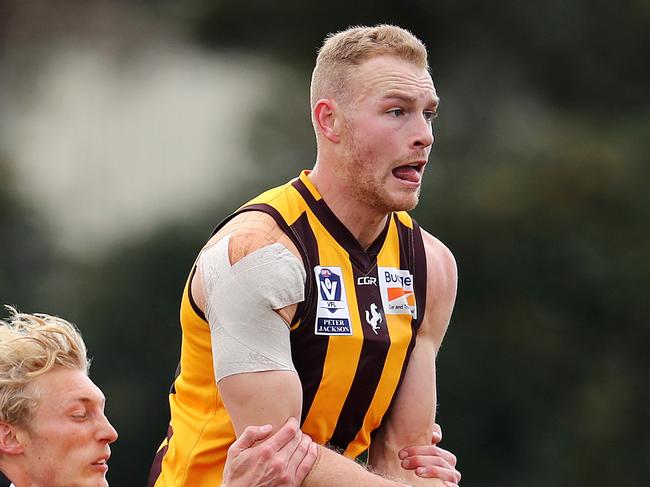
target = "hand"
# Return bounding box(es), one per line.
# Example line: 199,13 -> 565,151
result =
398,423 -> 461,486
222,417 -> 318,487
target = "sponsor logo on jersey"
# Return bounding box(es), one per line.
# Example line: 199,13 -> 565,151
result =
357,276 -> 377,286
365,303 -> 382,334
378,267 -> 417,318
314,266 -> 352,335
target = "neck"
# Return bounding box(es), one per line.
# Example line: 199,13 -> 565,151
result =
308,165 -> 389,250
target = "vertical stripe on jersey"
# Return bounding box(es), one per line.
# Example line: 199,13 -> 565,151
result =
148,426 -> 172,487
410,221 -> 428,331
371,218 -> 428,445
342,217 -> 418,456
287,212 -> 329,424
169,268 -> 203,397
328,263 -> 390,450
299,217 -> 366,443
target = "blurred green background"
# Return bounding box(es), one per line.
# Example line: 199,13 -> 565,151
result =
1,1 -> 648,485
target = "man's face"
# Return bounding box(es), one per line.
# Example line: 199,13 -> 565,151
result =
337,55 -> 438,214
17,367 -> 118,487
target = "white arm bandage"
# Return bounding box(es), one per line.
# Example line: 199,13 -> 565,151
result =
197,234 -> 306,382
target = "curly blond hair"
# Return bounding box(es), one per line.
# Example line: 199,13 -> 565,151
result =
0,306 -> 88,426
310,24 -> 429,112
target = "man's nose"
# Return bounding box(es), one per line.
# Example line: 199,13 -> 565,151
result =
97,414 -> 119,443
410,115 -> 434,149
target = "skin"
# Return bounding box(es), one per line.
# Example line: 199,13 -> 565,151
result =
0,371 -> 313,487
399,425 -> 461,486
0,368 -> 117,487
310,54 -> 439,247
194,54 -> 458,486
222,418 -> 318,487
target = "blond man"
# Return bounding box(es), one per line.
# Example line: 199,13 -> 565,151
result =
150,24 -> 461,487
0,309 -> 316,487
0,308 -> 118,487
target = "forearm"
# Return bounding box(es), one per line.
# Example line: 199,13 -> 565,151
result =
367,332 -> 442,487
302,445 -> 412,487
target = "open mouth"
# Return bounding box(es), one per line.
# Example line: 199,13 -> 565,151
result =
392,161 -> 426,183
91,456 -> 110,469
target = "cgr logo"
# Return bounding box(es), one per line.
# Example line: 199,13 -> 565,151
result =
357,276 -> 377,286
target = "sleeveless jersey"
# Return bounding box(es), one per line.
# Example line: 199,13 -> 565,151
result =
149,170 -> 428,487
0,471 -> 11,487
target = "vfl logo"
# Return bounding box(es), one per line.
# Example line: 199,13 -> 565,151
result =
378,267 -> 417,318
365,303 -> 382,335
314,266 -> 352,335
319,268 -> 341,309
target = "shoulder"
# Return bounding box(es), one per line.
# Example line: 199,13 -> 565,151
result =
206,211 -> 301,264
192,211 -> 304,314
419,228 -> 458,349
421,228 -> 457,296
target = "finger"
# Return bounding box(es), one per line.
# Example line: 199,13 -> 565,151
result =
285,432 -> 313,479
400,443 -> 441,460
259,417 -> 300,452
229,424 -> 273,454
402,454 -> 452,471
416,465 -> 461,483
276,426 -> 304,462
400,445 -> 457,467
415,463 -> 462,483
432,423 -> 443,443
403,445 -> 458,466
295,442 -> 319,484
402,453 -> 461,483
435,445 -> 457,467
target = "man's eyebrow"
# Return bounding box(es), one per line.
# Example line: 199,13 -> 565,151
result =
382,92 -> 440,109
64,396 -> 106,407
382,92 -> 417,102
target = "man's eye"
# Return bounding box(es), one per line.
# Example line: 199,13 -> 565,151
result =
423,111 -> 436,121
389,109 -> 404,117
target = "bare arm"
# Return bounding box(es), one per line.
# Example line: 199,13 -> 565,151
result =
219,371 -> 413,487
194,212 -> 418,487
221,418 -> 318,487
368,230 -> 458,487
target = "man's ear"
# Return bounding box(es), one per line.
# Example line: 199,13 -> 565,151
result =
313,99 -> 342,143
0,423 -> 25,455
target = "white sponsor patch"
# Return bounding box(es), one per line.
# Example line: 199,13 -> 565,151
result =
378,267 -> 417,318
314,266 -> 352,335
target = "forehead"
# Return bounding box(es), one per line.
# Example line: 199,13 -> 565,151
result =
31,367 -> 105,411
349,55 -> 438,105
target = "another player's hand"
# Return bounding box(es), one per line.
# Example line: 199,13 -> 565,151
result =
398,423 -> 461,486
221,417 -> 318,487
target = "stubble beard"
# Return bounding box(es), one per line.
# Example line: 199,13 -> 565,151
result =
341,124 -> 421,214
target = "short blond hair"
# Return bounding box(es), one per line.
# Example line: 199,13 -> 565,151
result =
0,307 -> 88,426
310,24 -> 429,110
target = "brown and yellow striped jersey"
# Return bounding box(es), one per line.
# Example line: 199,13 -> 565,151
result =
149,170 -> 428,487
